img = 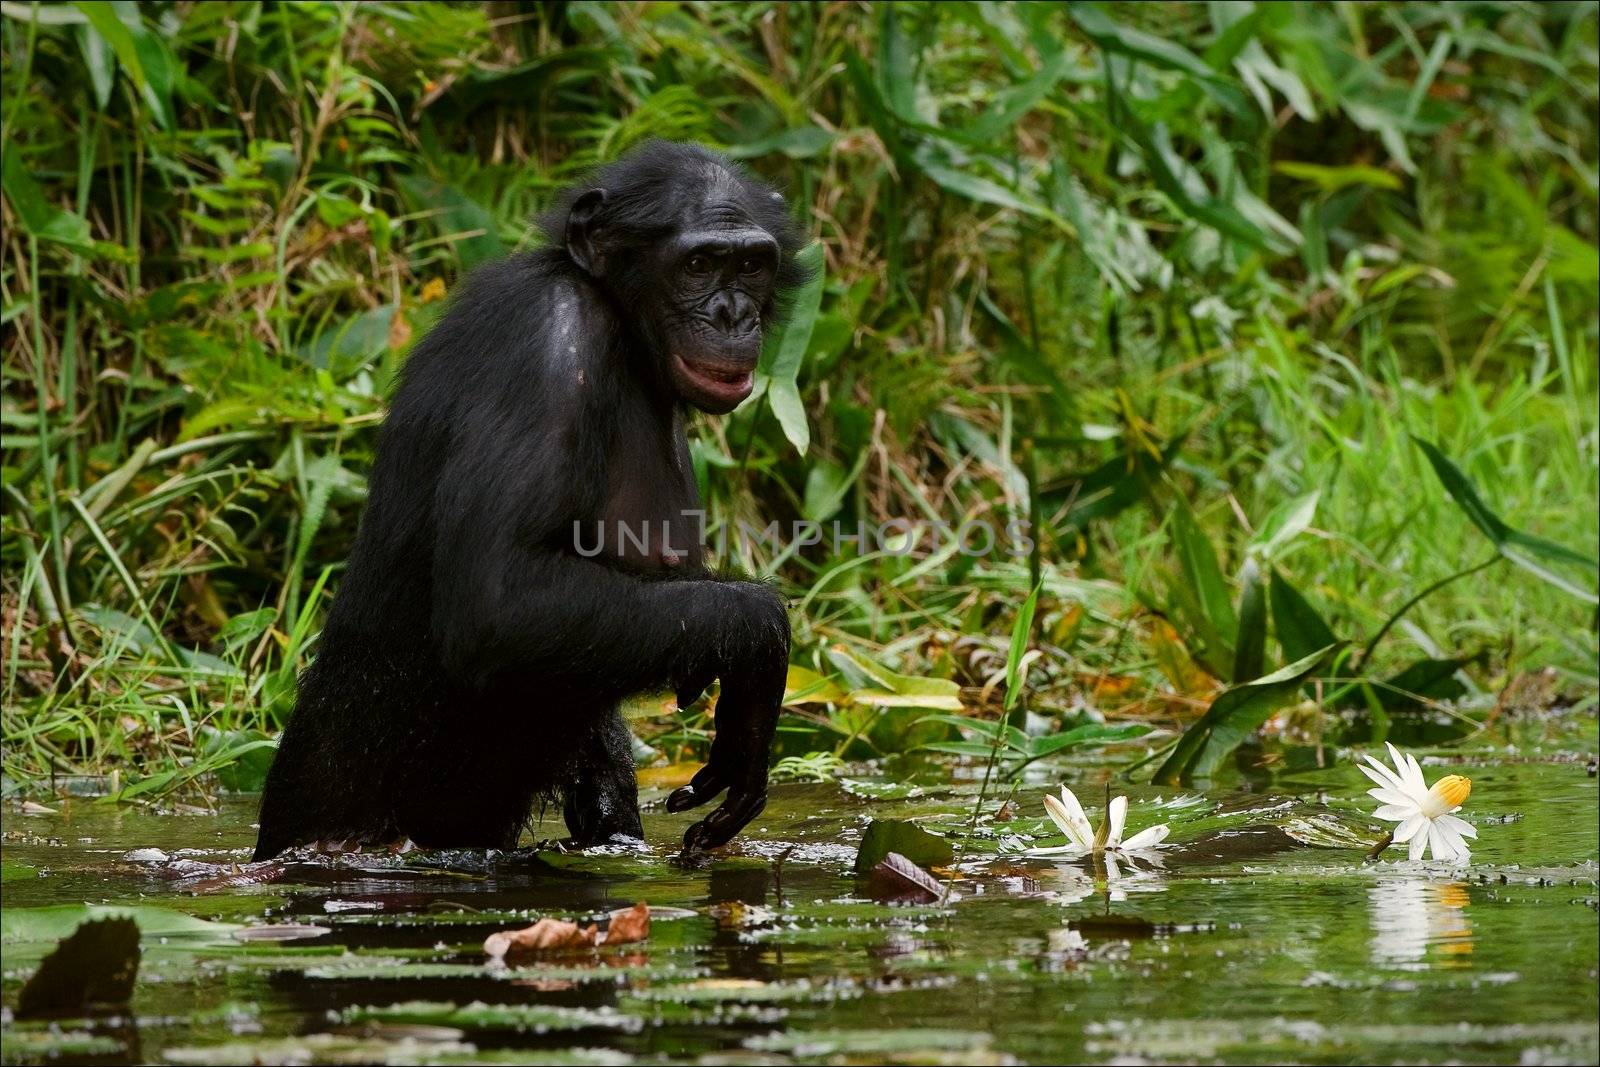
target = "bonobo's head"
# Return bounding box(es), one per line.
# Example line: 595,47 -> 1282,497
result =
545,141 -> 809,414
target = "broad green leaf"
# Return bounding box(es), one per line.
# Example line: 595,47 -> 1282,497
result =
801,448 -> 868,522
1023,723 -> 1150,758
396,174 -> 504,269
1153,643 -> 1343,785
1004,583 -> 1042,713
1232,557 -> 1267,683
71,2 -> 144,89
1248,490 -> 1320,561
824,646 -> 963,711
761,242 -> 824,455
72,2 -> 175,129
1171,496 -> 1237,660
726,125 -> 835,160
75,21 -> 115,108
1068,3 -> 1252,118
294,305 -> 397,375
1415,437 -> 1597,602
1269,569 -> 1339,664
962,48 -> 1076,143
202,729 -> 277,792
913,148 -> 1071,231
877,7 -> 919,121
843,51 -> 906,165
854,819 -> 955,874
1414,437 -> 1511,544
1,150 -> 93,251
1372,656 -> 1472,712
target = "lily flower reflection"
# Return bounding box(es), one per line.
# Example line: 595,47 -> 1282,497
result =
1369,879 -> 1474,967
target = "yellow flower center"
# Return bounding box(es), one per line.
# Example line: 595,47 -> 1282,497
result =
1429,774 -> 1471,811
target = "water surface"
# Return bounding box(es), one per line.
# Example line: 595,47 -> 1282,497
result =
3,743 -> 1596,1064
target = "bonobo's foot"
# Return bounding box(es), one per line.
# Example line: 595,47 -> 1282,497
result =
548,832 -> 650,854
562,797 -> 644,849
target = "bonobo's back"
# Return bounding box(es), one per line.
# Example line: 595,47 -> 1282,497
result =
322,250 -> 589,640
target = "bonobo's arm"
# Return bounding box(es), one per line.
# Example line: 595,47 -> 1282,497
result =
426,327 -> 785,851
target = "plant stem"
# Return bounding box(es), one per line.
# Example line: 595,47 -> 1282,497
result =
1359,553 -> 1500,667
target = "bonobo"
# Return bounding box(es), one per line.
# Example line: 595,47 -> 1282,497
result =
253,141 -> 807,860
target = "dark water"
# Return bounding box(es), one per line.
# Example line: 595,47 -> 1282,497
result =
3,744 -> 1597,1065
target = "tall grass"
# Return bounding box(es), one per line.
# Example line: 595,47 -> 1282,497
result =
2,1 -> 1595,796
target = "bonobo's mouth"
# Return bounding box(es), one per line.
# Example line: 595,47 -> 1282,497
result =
674,352 -> 755,413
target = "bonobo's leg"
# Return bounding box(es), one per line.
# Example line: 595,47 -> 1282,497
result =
667,584 -> 790,851
563,704 -> 644,845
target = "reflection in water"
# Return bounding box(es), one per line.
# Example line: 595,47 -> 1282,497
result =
1045,850 -> 1168,905
1369,879 -> 1474,968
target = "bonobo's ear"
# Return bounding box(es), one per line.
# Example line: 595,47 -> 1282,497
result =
566,188 -> 608,277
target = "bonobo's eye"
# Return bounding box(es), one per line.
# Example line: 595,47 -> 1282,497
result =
685,254 -> 712,276
740,258 -> 766,277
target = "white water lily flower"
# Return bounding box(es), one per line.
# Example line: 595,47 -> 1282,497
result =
1032,786 -> 1170,857
1360,742 -> 1476,863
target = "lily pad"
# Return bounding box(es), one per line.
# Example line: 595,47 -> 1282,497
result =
746,1027 -> 996,1058
855,819 -> 956,874
2,904 -> 240,948
338,1000 -> 642,1034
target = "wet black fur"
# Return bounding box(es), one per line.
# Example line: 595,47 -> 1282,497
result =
253,142 -> 806,861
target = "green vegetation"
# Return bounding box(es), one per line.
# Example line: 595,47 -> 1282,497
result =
2,1 -> 1596,799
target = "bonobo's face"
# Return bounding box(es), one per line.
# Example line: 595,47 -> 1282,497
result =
654,215 -> 780,413
559,146 -> 804,416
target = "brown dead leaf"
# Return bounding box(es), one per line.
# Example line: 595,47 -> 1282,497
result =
388,309 -> 413,350
868,851 -> 943,903
1145,619 -> 1218,698
483,918 -> 598,959
602,902 -> 649,946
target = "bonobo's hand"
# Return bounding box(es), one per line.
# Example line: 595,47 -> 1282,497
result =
668,582 -> 788,852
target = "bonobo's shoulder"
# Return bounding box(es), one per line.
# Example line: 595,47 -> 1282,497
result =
401,252 -> 615,393
453,253 -> 612,351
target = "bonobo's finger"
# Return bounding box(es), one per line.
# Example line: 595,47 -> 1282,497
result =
665,763 -> 728,813
682,789 -> 768,853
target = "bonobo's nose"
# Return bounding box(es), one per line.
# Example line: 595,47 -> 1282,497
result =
709,293 -> 759,335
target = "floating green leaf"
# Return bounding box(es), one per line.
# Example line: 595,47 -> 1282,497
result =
854,819 -> 955,874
